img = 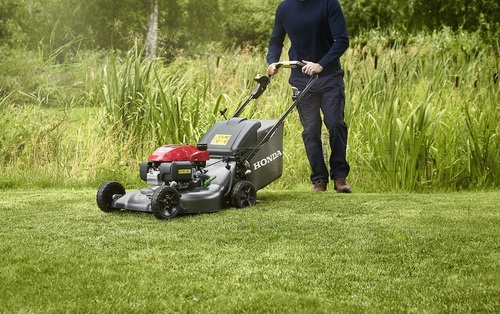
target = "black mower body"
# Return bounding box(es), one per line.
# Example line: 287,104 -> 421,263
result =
200,118 -> 284,190
107,118 -> 283,216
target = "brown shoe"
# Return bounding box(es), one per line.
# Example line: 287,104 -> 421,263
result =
334,178 -> 352,193
311,181 -> 327,192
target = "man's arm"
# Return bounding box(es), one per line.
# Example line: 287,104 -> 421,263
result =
266,8 -> 286,66
318,0 -> 349,68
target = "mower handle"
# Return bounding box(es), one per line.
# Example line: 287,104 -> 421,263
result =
240,64 -> 319,164
251,62 -> 307,97
232,61 -> 312,119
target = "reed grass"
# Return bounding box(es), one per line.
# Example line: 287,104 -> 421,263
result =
0,31 -> 498,191
343,37 -> 499,190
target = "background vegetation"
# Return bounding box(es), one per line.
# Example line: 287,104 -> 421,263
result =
1,0 -> 498,52
1,0 -> 499,191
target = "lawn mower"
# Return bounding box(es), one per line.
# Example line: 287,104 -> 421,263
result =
96,61 -> 318,219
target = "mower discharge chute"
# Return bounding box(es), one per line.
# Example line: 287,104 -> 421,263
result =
96,61 -> 318,219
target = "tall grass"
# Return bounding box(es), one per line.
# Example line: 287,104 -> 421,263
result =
100,47 -> 241,160
0,30 -> 498,191
0,103 -> 68,187
343,35 -> 499,190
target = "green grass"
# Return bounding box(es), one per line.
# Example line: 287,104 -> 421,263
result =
1,189 -> 498,313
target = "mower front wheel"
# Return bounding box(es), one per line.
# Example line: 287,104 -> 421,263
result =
151,186 -> 182,220
96,181 -> 125,213
231,180 -> 257,208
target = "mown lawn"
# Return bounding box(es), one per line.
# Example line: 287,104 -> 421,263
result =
0,189 -> 498,313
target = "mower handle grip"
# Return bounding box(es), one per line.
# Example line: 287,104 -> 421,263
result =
275,60 -> 306,69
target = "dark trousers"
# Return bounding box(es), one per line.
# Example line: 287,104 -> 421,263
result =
289,70 -> 350,184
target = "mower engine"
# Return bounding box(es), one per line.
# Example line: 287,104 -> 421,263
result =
139,144 -> 211,189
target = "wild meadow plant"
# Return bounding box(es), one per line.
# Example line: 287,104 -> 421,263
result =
344,38 -> 499,190
0,101 -> 68,187
101,48 -> 223,155
0,31 -> 498,190
99,46 -> 281,154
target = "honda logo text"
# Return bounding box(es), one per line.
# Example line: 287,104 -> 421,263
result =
253,150 -> 283,170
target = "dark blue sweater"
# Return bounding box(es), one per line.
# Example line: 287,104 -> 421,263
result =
266,0 -> 349,77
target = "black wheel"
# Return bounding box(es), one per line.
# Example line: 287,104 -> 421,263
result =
231,180 -> 257,208
96,181 -> 125,213
151,186 -> 182,220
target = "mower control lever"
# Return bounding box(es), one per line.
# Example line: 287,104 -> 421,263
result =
250,75 -> 271,99
232,74 -> 271,118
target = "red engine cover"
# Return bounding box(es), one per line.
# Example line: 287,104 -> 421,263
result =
148,144 -> 210,163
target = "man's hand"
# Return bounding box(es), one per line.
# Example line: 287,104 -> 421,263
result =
302,60 -> 323,76
267,63 -> 279,75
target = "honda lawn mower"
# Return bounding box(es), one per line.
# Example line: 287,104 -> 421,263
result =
96,61 -> 318,219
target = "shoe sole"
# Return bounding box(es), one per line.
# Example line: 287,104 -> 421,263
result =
335,189 -> 352,193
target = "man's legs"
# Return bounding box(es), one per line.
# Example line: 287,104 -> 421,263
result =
319,70 -> 350,181
291,76 -> 329,186
291,71 -> 351,192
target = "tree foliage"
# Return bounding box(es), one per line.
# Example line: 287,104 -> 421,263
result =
0,0 -> 31,47
1,0 -> 498,54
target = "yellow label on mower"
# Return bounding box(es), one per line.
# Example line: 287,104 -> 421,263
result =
178,169 -> 192,175
210,134 -> 232,146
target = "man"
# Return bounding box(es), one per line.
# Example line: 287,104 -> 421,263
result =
267,0 -> 351,193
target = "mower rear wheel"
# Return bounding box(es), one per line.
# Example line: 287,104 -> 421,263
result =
96,181 -> 125,212
231,180 -> 257,208
151,186 -> 182,220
